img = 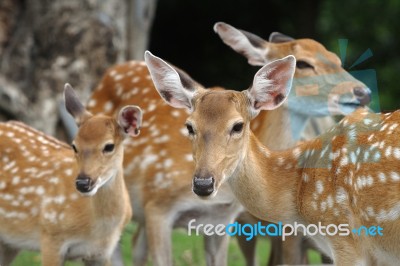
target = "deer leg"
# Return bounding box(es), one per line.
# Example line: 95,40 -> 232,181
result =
40,235 -> 63,266
110,244 -> 124,266
281,235 -> 305,264
83,259 -> 110,266
236,234 -> 257,266
268,236 -> 283,266
0,242 -> 19,266
145,207 -> 173,266
203,234 -> 230,266
132,223 -> 148,266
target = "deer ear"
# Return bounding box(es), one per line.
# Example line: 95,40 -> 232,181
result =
214,22 -> 268,66
118,105 -> 143,137
64,83 -> 92,125
246,55 -> 296,116
144,51 -> 204,111
268,32 -> 295,43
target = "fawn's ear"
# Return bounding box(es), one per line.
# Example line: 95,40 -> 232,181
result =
145,51 -> 205,111
214,22 -> 269,66
246,55 -> 296,117
118,105 -> 143,137
64,83 -> 92,125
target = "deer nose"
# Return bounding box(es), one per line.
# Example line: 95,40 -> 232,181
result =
75,174 -> 93,193
353,87 -> 371,106
193,176 -> 215,197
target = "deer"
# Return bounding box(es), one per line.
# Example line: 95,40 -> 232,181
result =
212,22 -> 374,265
147,50 -> 399,265
0,84 -> 141,265
85,24 -> 371,265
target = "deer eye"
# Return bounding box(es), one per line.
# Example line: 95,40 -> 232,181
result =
186,123 -> 195,135
231,122 -> 244,134
71,144 -> 78,153
296,60 -> 314,69
103,144 -> 115,153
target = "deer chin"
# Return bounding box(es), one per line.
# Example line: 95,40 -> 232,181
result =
79,170 -> 118,197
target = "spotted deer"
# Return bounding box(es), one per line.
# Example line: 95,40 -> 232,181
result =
213,22 -> 373,265
148,50 -> 399,265
86,26 -> 370,265
0,84 -> 140,265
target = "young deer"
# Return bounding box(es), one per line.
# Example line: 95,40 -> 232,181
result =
147,51 -> 398,265
0,84 -> 141,265
86,26 -> 370,265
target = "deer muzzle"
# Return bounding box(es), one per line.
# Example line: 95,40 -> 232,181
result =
75,174 -> 94,193
193,176 -> 215,197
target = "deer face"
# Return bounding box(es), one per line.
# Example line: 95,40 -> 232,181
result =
214,22 -> 371,117
64,84 -> 142,196
71,116 -> 124,195
145,51 -> 295,197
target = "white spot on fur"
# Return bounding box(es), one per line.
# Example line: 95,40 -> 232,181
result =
315,181 -> 324,194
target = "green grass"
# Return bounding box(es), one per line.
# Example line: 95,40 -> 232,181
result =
12,222 -> 322,265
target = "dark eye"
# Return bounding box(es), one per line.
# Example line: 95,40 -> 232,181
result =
296,60 -> 314,69
186,124 -> 195,135
71,144 -> 78,153
231,123 -> 244,134
103,144 -> 115,153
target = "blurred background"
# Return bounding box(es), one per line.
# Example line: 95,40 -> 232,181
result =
0,0 -> 399,138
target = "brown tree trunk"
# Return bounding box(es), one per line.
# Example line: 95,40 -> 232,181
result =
0,0 -> 156,138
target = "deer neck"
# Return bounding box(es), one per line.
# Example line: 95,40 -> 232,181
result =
91,168 -> 128,218
228,131 -> 304,224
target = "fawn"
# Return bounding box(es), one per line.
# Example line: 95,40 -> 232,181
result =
0,84 -> 141,265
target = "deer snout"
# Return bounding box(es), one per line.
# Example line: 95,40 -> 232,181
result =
353,86 -> 371,106
193,176 -> 215,197
75,174 -> 94,193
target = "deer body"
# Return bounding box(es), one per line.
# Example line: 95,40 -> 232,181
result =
146,51 -> 394,265
0,85 -> 140,265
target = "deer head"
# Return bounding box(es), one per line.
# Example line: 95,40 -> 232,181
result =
145,51 -> 295,197
64,84 -> 142,196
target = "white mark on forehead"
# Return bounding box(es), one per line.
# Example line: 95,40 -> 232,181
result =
302,174 -> 309,182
